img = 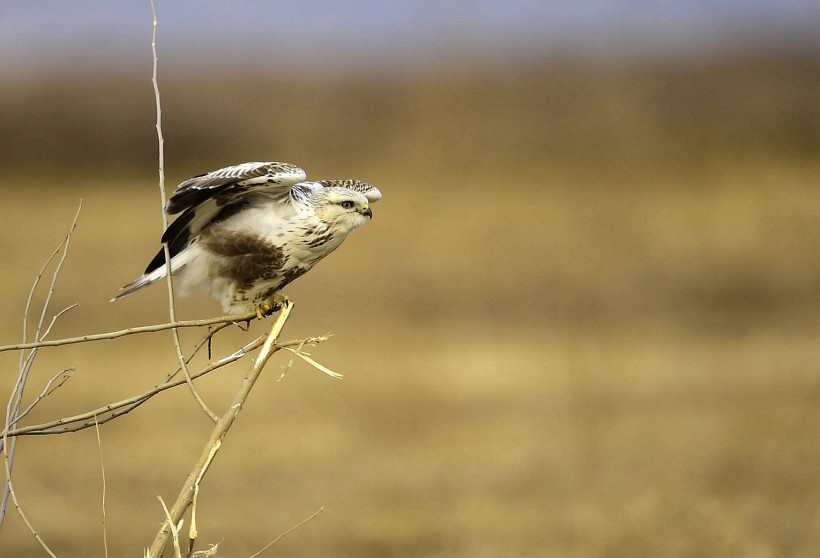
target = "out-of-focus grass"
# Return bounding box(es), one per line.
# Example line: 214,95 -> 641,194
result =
2,54 -> 820,557
3,158 -> 820,557
1,54 -> 818,178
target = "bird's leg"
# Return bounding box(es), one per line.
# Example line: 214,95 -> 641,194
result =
254,292 -> 290,320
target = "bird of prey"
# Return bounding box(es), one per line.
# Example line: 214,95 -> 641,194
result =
112,161 -> 381,317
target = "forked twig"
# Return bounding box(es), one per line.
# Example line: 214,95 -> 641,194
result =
1,200 -> 83,530
4,330 -> 254,437
3,333 -> 325,439
4,322 -> 240,439
12,368 -> 75,425
24,201 -> 83,369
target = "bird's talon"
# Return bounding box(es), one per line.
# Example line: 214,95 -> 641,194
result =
271,292 -> 290,307
253,293 -> 291,319
255,302 -> 273,320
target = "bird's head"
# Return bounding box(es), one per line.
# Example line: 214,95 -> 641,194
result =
313,180 -> 381,232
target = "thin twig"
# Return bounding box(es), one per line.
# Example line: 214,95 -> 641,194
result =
1,200 -> 82,527
147,301 -> 294,558
1,356 -> 59,554
170,317 -> 219,423
3,335 -> 323,439
32,202 -> 82,347
0,367 -> 76,453
94,415 -> 109,558
10,201 -> 82,423
16,204 -> 82,421
247,506 -> 324,558
150,0 -> 167,225
4,329 -> 238,437
0,434 -> 58,557
20,303 -> 79,383
12,368 -> 75,425
148,0 -> 216,422
40,303 -> 80,345
0,313 -> 257,353
18,219 -> 63,365
5,330 -> 254,437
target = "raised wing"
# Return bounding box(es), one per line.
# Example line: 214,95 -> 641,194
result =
145,162 -> 307,274
165,161 -> 307,215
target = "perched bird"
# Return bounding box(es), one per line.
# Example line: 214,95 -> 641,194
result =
112,161 -> 381,317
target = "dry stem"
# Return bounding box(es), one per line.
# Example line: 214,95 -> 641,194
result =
2,334 -> 324,439
247,506 -> 324,558
94,415 -> 109,558
148,0 -> 217,422
0,313 -> 257,353
1,200 -> 82,530
147,300 -> 294,557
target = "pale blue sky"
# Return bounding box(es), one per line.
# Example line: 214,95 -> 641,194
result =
1,1 -> 818,78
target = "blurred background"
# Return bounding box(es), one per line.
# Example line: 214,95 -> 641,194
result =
2,1 -> 820,556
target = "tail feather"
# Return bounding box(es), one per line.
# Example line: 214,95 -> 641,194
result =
110,265 -> 168,302
110,247 -> 197,303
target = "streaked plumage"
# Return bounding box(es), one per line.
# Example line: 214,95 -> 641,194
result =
112,161 -> 381,314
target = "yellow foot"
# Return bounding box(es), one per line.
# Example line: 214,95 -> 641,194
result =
254,293 -> 290,320
255,302 -> 272,320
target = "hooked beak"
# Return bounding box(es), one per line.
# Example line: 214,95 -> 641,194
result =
362,205 -> 372,218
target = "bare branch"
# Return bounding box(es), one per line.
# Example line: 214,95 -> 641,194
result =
0,441 -> 58,557
32,201 -> 82,347
1,200 -> 82,529
3,333 -> 324,439
173,329 -> 219,423
5,326 -> 258,437
10,201 -> 82,425
0,313 -> 257,353
12,368 -> 75,424
40,303 -> 80,343
146,0 -> 216,422
17,200 -> 82,366
147,300 -> 294,557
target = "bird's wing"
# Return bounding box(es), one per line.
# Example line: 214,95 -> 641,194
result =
165,161 -> 307,215
144,162 -> 307,274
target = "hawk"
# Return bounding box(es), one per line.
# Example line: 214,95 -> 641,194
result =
112,161 -> 381,316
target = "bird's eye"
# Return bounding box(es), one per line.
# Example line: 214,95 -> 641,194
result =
341,201 -> 354,209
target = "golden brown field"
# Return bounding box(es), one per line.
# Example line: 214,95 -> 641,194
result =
2,55 -> 820,557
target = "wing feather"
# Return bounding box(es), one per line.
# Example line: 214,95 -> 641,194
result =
165,161 -> 307,215
145,161 -> 306,274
